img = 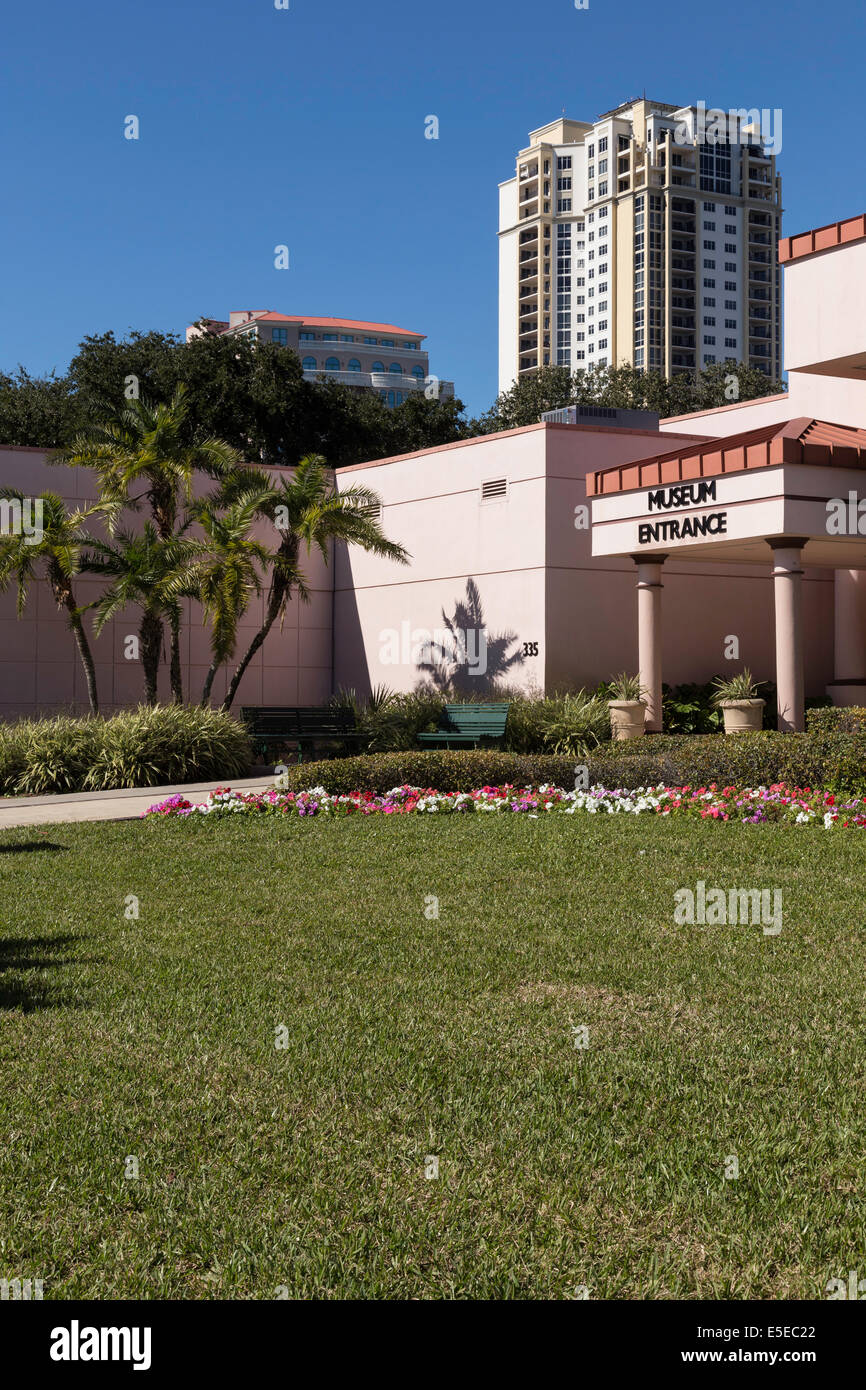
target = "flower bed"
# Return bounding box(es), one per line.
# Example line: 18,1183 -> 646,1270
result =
142,782 -> 866,828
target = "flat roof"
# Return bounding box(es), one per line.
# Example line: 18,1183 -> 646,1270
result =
661,392 -> 788,425
338,421 -> 708,474
595,98 -> 678,120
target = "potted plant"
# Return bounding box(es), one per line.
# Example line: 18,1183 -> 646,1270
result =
712,669 -> 765,734
606,672 -> 647,741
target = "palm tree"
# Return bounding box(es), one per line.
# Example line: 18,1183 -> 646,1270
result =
81,525 -> 199,706
58,385 -> 246,701
0,489 -> 102,713
221,455 -> 409,711
184,490 -> 273,706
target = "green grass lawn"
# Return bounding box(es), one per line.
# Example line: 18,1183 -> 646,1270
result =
1,812 -> 865,1299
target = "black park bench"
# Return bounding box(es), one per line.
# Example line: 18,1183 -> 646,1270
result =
417,702 -> 511,750
241,706 -> 365,762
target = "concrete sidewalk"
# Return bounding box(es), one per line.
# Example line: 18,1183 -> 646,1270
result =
0,775 -> 278,829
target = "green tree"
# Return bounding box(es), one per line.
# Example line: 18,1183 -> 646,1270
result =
66,328 -> 471,467
0,490 -> 102,713
287,376 -> 471,468
82,525 -> 198,706
481,360 -> 785,431
59,386 -> 244,701
0,368 -> 81,447
477,365 -> 575,432
2,326 -> 472,463
690,360 -> 785,411
389,392 -> 472,454
221,456 -> 410,711
68,330 -> 183,424
184,491 -> 273,706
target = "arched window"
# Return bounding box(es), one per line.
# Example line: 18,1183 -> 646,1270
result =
325,357 -> 340,371
372,361 -> 385,373
412,365 -> 425,378
302,357 -> 317,371
347,359 -> 362,372
389,362 -> 402,375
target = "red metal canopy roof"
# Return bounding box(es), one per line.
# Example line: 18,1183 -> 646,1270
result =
779,213 -> 866,264
586,418 -> 866,497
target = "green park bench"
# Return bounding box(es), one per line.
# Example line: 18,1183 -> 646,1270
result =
241,706 -> 365,762
417,702 -> 511,750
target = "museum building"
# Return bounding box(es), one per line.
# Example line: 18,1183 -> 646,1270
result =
2,214 -> 866,731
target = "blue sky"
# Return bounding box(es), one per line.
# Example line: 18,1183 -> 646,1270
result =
1,0 -> 863,418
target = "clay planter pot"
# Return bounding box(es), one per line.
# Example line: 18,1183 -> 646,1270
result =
719,698 -> 765,734
608,700 -> 647,741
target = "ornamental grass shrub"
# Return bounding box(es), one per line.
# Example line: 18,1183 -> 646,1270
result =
0,718 -> 97,796
505,689 -> 610,755
330,687 -> 447,752
0,706 -> 252,795
330,685 -> 612,757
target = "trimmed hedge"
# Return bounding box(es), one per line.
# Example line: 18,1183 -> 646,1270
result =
0,707 -> 253,796
587,732 -> 866,793
806,705 -> 866,735
279,732 -> 866,796
278,749 -> 581,795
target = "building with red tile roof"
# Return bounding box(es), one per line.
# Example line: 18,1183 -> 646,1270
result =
187,310 -> 453,407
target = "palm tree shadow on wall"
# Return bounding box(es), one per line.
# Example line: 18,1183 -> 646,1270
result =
415,577 -> 525,695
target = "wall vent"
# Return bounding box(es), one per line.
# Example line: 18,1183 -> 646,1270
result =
481,478 -> 508,501
361,500 -> 382,520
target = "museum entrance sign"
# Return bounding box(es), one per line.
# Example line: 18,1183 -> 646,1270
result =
587,418 -> 866,731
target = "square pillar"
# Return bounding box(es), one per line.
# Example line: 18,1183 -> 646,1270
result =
632,555 -> 666,733
768,538 -> 807,733
828,569 -> 866,706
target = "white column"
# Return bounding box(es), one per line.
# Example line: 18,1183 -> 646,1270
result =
770,540 -> 806,733
634,557 -> 666,734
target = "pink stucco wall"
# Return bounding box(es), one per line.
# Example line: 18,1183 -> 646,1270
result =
334,423 -> 835,698
334,426 -> 551,694
784,236 -> 866,379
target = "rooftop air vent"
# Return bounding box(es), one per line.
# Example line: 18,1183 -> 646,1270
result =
541,404 -> 660,430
